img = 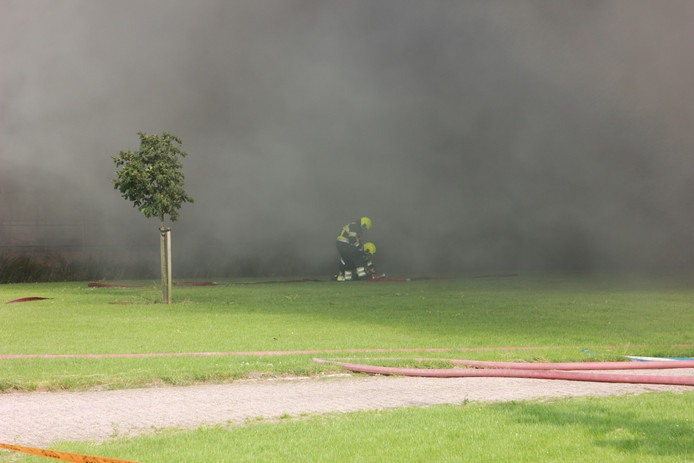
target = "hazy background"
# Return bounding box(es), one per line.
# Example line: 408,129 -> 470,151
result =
2,0 -> 694,277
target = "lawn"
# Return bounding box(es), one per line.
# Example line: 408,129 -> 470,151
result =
1,274 -> 693,391
19,392 -> 694,463
1,273 -> 693,461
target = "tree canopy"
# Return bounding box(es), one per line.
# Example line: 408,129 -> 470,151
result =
112,132 -> 194,223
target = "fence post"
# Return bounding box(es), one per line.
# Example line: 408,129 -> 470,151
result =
160,225 -> 172,304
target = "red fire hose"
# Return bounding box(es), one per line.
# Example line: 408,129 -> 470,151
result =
6,297 -> 53,304
313,358 -> 694,386
448,358 -> 694,370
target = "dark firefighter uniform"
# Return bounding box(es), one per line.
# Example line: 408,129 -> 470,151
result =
335,217 -> 372,281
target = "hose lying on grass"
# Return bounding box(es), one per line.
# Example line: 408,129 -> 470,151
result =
313,358 -> 694,386
5,297 -> 53,304
447,358 -> 694,370
88,282 -> 219,287
87,277 -> 445,287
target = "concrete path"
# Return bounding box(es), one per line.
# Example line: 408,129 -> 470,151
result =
2,369 -> 693,448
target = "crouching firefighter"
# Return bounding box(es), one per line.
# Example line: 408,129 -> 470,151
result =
334,217 -> 372,281
361,242 -> 378,278
335,241 -> 377,281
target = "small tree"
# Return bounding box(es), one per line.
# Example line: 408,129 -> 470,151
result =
112,132 -> 194,303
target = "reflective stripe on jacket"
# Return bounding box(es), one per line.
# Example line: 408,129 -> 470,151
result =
336,221 -> 361,247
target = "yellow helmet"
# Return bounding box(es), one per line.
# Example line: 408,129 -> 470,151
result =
363,242 -> 376,255
360,217 -> 372,230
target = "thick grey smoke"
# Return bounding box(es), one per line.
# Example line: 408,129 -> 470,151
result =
2,1 -> 694,277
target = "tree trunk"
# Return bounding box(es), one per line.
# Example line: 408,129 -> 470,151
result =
159,220 -> 172,304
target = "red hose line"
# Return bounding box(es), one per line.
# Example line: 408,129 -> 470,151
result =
448,359 -> 694,370
174,281 -> 219,286
314,359 -> 694,386
228,278 -> 323,285
88,282 -> 221,287
6,297 -> 53,304
4,345 -> 694,360
88,283 -> 153,288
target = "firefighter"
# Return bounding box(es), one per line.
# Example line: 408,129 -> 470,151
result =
362,242 -> 377,277
334,217 -> 372,281
335,241 -> 379,281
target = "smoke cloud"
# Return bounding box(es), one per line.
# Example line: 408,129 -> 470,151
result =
2,1 -> 694,277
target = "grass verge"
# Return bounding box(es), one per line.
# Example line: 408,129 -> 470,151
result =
1,274 -> 694,391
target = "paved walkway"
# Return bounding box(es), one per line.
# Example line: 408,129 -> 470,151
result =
2,370 -> 693,448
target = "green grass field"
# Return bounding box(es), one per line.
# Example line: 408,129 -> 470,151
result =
2,274 -> 693,461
